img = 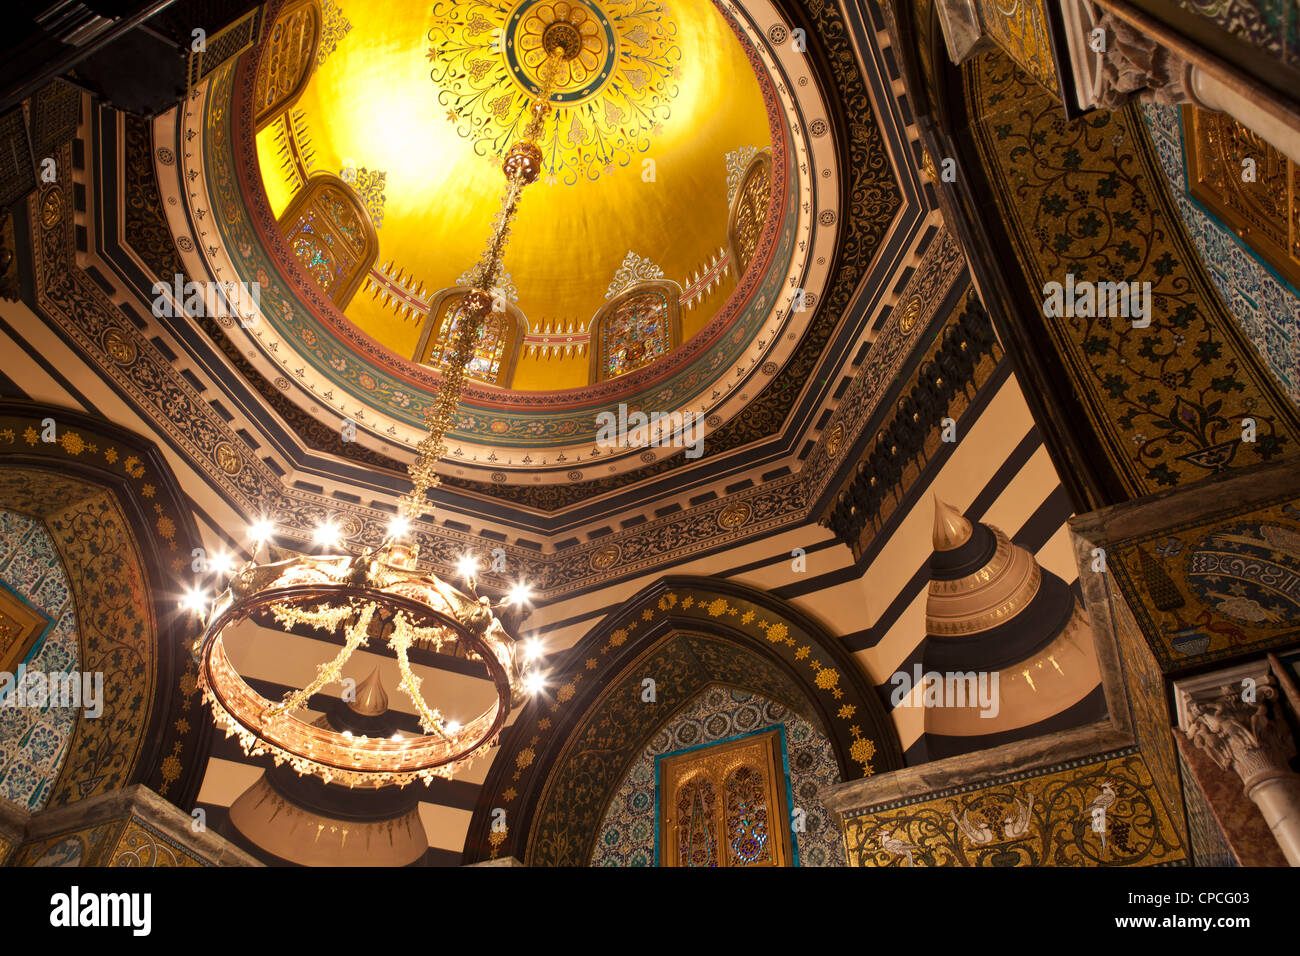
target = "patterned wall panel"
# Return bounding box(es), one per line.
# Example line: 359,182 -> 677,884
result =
0,511 -> 78,811
14,814 -> 210,866
1104,490 -> 1300,671
1108,585 -> 1185,839
972,0 -> 1060,93
0,474 -> 156,807
592,687 -> 844,867
1166,0 -> 1298,69
965,50 -> 1300,496
1177,748 -> 1237,865
1143,103 -> 1300,407
840,749 -> 1186,866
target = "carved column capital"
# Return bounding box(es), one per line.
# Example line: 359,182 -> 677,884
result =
1176,664 -> 1296,793
1086,2 -> 1210,109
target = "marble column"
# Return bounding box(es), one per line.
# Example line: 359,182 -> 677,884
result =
1175,663 -> 1300,866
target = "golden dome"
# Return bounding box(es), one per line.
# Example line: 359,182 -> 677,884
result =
254,0 -> 774,390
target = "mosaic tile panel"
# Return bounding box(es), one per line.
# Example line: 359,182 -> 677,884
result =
840,749 -> 1186,866
0,510 -> 79,811
1143,103 -> 1300,407
591,687 -> 844,867
1168,0 -> 1297,68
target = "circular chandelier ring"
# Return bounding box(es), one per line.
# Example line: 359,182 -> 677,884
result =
198,582 -> 514,788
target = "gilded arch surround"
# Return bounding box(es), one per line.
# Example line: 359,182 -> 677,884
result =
464,577 -> 902,865
0,402 -> 212,810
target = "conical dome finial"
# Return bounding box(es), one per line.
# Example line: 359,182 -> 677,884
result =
348,667 -> 389,716
932,495 -> 973,551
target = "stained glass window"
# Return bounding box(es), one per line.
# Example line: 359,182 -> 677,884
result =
278,174 -> 378,308
657,729 -> 792,867
430,308 -> 510,383
728,151 -> 772,276
254,0 -> 320,130
591,285 -> 679,383
416,291 -> 524,387
287,218 -> 340,288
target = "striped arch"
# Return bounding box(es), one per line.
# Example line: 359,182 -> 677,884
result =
463,576 -> 903,865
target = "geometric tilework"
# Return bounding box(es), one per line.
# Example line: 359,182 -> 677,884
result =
591,687 -> 844,867
0,510 -> 79,811
1143,103 -> 1300,407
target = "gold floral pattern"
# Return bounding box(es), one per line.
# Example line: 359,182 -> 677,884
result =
842,751 -> 1186,866
966,51 -> 1300,495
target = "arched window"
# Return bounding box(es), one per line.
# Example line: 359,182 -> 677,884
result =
658,729 -> 792,867
414,288 -> 527,387
589,280 -> 682,383
278,174 -> 378,309
254,0 -> 322,132
674,777 -> 718,867
724,764 -> 773,865
726,150 -> 772,277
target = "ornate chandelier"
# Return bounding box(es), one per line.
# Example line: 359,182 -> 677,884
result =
193,51 -> 568,788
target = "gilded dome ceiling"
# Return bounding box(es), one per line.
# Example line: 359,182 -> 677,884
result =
178,0 -> 847,486
254,0 -> 776,391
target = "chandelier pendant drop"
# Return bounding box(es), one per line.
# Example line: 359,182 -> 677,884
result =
194,51 -> 566,789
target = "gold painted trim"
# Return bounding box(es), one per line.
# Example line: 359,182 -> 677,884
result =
927,525 -> 1016,595
1182,104 -> 1300,291
927,562 -> 1042,636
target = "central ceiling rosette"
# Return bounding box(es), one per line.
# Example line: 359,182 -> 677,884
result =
429,0 -> 681,184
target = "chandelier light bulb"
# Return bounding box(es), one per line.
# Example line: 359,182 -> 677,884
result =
248,518 -> 275,545
457,554 -> 479,580
181,587 -> 209,615
507,581 -> 533,606
523,637 -> 543,662
523,671 -> 546,695
444,720 -> 462,734
314,519 -> 341,549
388,515 -> 411,539
209,551 -> 235,578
